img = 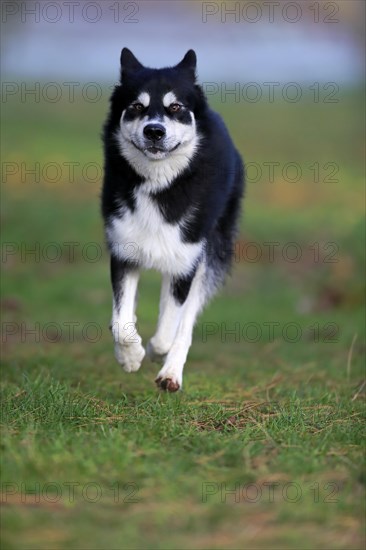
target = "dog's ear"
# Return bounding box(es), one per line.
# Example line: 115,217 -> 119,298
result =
120,48 -> 143,77
176,50 -> 197,78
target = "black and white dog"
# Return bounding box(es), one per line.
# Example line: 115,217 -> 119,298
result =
102,48 -> 244,391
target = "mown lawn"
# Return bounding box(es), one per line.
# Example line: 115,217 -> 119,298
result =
1,87 -> 365,549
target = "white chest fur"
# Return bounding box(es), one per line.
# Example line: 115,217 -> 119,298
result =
107,188 -> 203,276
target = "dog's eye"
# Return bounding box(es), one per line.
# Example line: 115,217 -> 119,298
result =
131,103 -> 144,111
168,103 -> 182,113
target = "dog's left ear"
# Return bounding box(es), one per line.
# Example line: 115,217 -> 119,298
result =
176,50 -> 197,79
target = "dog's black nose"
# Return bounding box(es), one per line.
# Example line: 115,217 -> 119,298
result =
143,124 -> 166,141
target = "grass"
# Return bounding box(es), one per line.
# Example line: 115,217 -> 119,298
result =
1,85 -> 365,549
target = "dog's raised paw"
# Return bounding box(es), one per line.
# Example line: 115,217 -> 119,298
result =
115,342 -> 145,373
155,377 -> 180,392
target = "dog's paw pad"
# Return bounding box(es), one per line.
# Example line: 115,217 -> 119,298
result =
155,377 -> 180,392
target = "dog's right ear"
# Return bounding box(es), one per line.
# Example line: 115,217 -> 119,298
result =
120,48 -> 143,79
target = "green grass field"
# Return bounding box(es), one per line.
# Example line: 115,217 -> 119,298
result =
1,87 -> 365,549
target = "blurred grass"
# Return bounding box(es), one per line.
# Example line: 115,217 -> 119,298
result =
1,86 -> 365,549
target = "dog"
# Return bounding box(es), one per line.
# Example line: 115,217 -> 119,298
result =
102,48 -> 244,391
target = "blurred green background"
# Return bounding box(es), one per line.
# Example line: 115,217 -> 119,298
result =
1,1 -> 365,549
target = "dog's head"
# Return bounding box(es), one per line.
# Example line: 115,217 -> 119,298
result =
113,48 -> 205,179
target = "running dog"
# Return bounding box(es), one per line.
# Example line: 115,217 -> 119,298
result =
102,48 -> 244,391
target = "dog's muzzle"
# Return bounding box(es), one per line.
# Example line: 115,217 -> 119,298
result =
131,122 -> 181,157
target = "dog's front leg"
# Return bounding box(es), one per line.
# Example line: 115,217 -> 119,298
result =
110,255 -> 145,372
155,263 -> 206,392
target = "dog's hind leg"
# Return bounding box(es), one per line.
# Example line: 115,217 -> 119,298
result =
147,274 -> 183,364
155,262 -> 207,392
110,255 -> 145,373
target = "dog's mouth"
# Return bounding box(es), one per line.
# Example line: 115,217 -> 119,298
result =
131,140 -> 180,157
146,146 -> 165,154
